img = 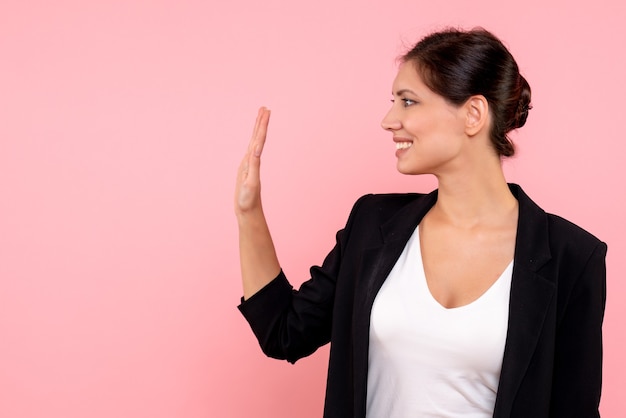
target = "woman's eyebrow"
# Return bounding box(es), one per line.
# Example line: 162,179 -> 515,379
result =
394,89 -> 418,96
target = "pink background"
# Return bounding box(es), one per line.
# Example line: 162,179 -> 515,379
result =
1,1 -> 624,417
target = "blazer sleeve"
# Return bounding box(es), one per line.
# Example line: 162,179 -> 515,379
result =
550,241 -> 607,417
237,194 -> 370,364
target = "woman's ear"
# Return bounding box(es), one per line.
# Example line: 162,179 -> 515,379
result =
464,95 -> 489,137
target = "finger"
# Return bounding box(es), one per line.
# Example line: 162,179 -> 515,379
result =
246,109 -> 270,184
253,108 -> 270,157
248,107 -> 266,154
237,155 -> 249,180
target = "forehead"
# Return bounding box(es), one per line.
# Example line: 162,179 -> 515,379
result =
392,62 -> 430,93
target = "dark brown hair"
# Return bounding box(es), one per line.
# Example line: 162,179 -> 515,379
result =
402,28 -> 531,157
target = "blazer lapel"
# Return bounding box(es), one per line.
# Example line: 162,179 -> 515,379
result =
493,185 -> 556,417
352,191 -> 437,417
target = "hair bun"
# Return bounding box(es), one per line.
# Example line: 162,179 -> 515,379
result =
514,75 -> 532,129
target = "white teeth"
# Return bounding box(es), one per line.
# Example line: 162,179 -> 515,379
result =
396,142 -> 412,150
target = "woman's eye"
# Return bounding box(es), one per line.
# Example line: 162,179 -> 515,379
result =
390,98 -> 417,107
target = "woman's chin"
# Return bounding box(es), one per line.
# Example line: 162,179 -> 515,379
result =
396,162 -> 424,176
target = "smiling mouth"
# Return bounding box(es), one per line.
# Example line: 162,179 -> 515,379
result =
395,142 -> 413,150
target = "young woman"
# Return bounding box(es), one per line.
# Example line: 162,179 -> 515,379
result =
234,28 -> 607,418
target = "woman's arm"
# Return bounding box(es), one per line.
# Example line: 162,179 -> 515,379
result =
235,107 -> 281,300
551,241 -> 607,417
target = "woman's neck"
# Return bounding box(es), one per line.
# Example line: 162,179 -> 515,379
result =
431,168 -> 517,229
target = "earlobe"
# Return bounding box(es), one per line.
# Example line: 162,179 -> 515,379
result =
465,95 -> 489,136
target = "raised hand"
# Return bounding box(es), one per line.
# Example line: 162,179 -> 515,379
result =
235,107 -> 270,216
235,107 -> 280,299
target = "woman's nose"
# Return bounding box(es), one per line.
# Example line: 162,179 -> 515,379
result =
381,108 -> 401,131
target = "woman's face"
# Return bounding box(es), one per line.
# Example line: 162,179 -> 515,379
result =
381,63 -> 468,176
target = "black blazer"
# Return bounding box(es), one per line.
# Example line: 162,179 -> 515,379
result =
239,184 -> 607,417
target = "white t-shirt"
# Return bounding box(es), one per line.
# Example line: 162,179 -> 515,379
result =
367,226 -> 513,417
